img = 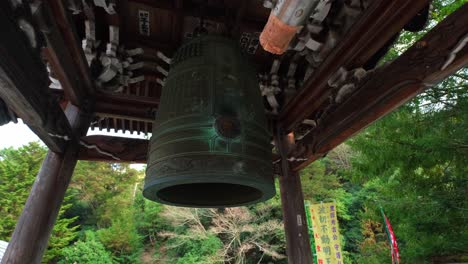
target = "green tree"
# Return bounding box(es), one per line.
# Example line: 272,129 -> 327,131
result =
155,190 -> 287,264
0,143 -> 79,263
134,191 -> 166,245
59,230 -> 113,264
340,1 -> 468,262
349,93 -> 468,261
0,142 -> 45,238
68,161 -> 140,227
300,149 -> 363,263
171,234 -> 223,264
43,196 -> 80,263
96,184 -> 143,263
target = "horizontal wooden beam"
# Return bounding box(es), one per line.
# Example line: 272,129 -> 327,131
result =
37,0 -> 94,107
78,135 -> 148,163
97,91 -> 159,108
50,89 -> 159,122
76,136 -> 263,166
125,37 -> 177,56
292,3 -> 468,171
0,2 -> 72,153
94,92 -> 158,122
279,0 -> 430,132
78,135 -> 282,165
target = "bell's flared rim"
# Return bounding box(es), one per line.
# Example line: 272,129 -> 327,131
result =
143,173 -> 275,208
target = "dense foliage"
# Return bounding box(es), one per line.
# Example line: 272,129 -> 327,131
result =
0,143 -> 79,262
58,231 -> 113,264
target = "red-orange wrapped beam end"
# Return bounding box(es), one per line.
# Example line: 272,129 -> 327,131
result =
260,14 -> 300,55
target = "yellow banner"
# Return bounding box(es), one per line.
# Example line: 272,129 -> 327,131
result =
309,202 -> 344,264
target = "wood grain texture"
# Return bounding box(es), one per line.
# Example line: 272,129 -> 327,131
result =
292,3 -> 468,171
39,0 -> 91,107
78,135 -> 283,164
94,91 -> 159,122
0,2 -> 72,153
1,147 -> 79,264
49,88 -> 159,124
79,135 -> 149,163
274,128 -> 313,264
47,0 -> 95,97
279,0 -> 430,132
1,105 -> 91,264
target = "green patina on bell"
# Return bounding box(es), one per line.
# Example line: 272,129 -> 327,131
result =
144,35 -> 275,207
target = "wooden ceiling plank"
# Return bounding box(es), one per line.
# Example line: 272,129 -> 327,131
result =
127,0 -> 266,25
0,2 -> 72,153
292,4 -> 468,171
279,0 -> 430,132
171,0 -> 184,46
231,0 -> 248,38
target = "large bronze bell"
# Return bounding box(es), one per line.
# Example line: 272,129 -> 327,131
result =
144,35 -> 275,207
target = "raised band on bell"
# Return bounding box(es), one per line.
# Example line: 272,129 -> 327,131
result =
143,36 -> 275,207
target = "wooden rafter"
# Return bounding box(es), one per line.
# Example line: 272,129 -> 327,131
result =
46,0 -> 95,98
292,4 -> 468,171
0,2 -> 72,153
37,1 -> 92,107
279,0 -> 430,132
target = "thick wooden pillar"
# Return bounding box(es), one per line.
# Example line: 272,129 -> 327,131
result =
1,147 -> 80,263
1,105 -> 89,264
275,130 -> 313,264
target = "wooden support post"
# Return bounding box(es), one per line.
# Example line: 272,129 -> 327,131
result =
1,146 -> 80,264
1,105 -> 90,264
275,129 -> 313,264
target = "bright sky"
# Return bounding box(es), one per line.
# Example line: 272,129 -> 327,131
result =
0,121 -> 147,169
0,121 -> 40,149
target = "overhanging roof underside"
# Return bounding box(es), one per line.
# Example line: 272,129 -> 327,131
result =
0,0 -> 466,169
